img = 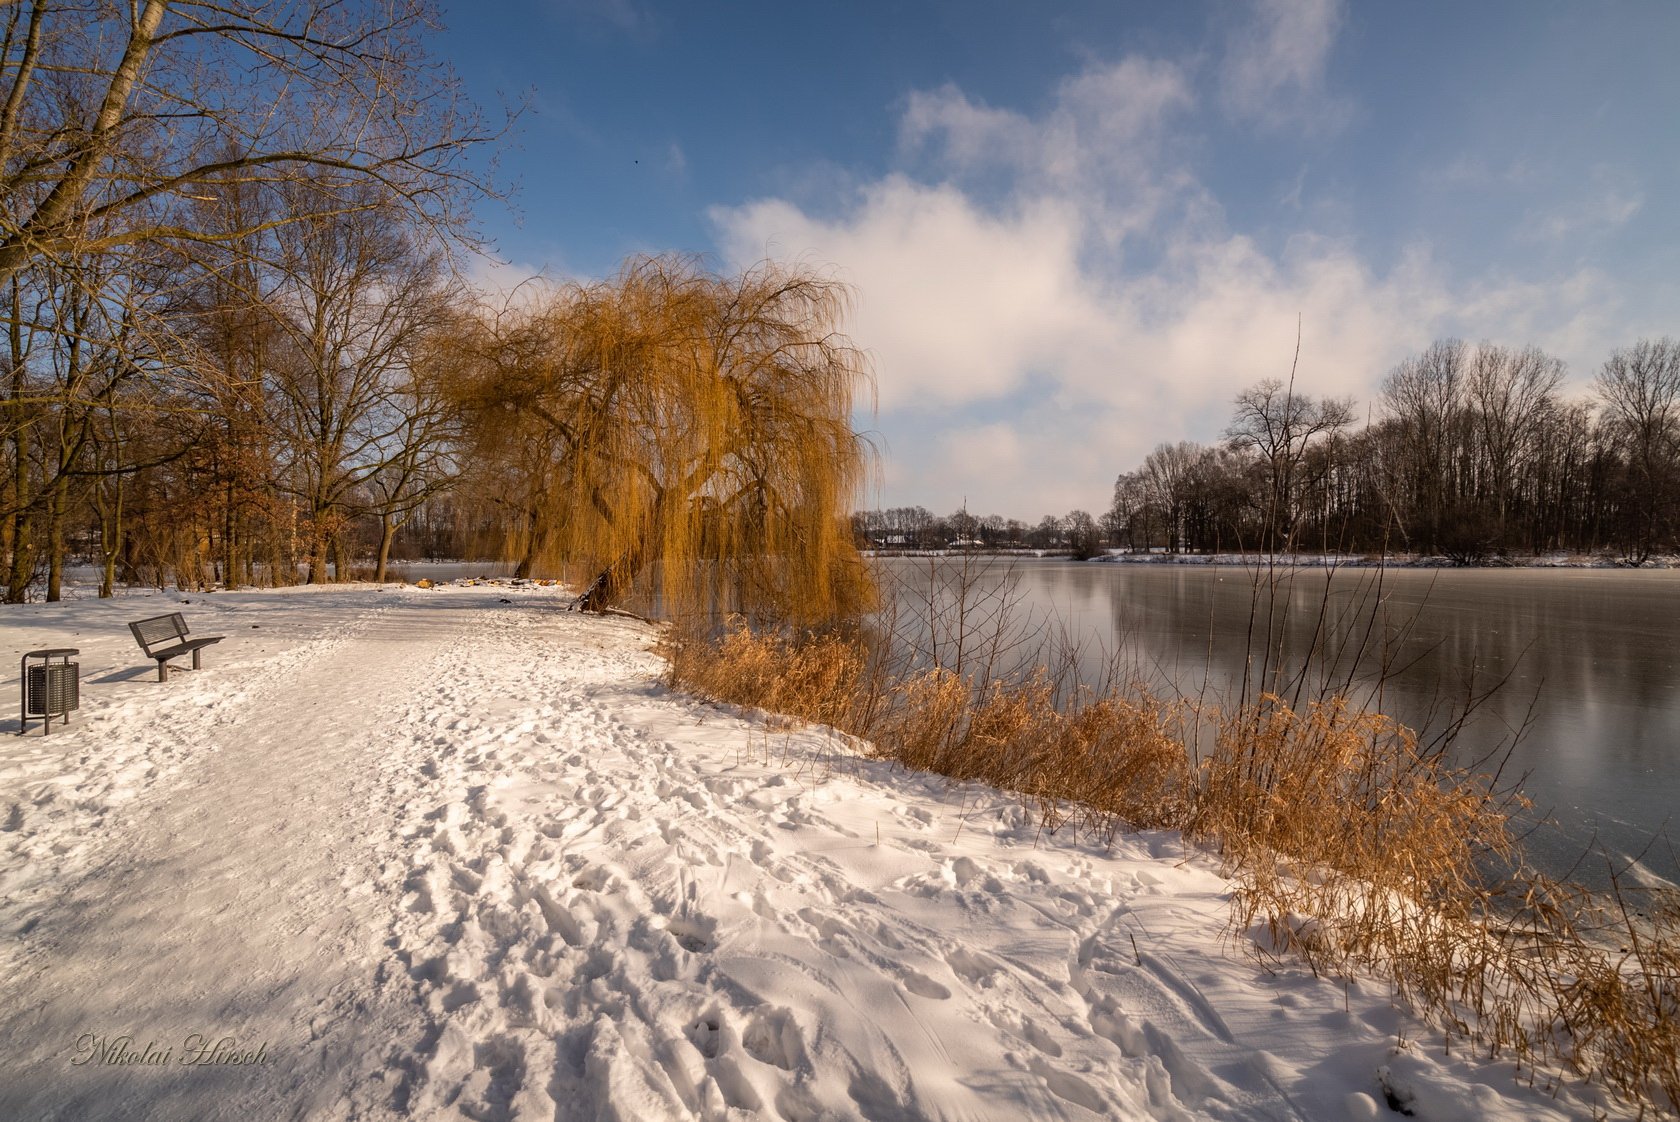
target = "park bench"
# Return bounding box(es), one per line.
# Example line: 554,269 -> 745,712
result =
128,613 -> 224,682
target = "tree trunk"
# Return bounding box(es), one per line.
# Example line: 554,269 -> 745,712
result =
308,531 -> 329,584
331,534 -> 349,582
6,282 -> 31,604
0,0 -> 169,287
5,507 -> 31,603
578,537 -> 650,613
512,506 -> 540,579
222,473 -> 237,589
270,502 -> 290,587
45,476 -> 65,601
100,485 -> 120,598
375,516 -> 395,582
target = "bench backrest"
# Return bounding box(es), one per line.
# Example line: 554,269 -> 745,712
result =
129,612 -> 189,653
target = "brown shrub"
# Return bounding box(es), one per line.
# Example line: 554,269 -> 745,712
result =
663,615 -> 1679,1117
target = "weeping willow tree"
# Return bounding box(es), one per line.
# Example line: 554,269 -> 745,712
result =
444,255 -> 876,622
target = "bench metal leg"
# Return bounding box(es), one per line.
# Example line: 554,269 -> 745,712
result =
158,660 -> 169,683
192,649 -> 202,670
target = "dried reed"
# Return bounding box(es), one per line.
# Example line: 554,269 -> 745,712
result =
662,567 -> 1679,1116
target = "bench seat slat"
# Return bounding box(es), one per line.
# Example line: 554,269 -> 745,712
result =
127,612 -> 225,681
148,637 -> 222,661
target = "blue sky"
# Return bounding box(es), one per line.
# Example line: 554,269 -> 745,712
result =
440,0 -> 1680,520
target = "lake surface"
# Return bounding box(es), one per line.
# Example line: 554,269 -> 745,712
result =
876,558 -> 1680,886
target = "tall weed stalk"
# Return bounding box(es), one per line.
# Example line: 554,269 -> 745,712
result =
662,556 -> 1678,1115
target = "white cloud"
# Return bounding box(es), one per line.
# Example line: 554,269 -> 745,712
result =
714,182 -> 1493,514
900,86 -> 1037,171
462,251 -> 568,310
717,181 -> 1095,411
1427,155 -> 1535,190
919,423 -> 1027,510
704,18 -> 1638,517
901,57 -> 1194,204
549,0 -> 654,36
714,180 -> 1628,517
1523,165 -> 1644,244
1220,0 -> 1346,129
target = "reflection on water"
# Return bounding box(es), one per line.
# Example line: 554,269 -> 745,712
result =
878,558 -> 1680,885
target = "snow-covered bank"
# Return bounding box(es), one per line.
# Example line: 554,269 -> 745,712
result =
865,548 -> 1680,568
0,584 -> 1635,1120
1090,551 -> 1679,569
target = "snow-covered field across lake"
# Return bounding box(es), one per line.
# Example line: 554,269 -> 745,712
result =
0,582 -> 1631,1120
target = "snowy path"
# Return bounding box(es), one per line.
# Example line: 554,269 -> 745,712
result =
0,584 -> 1623,1120
1,590 -> 480,1120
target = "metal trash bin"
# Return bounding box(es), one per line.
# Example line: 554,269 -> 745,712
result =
20,648 -> 79,735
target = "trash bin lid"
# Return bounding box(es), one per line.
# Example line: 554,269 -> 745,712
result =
23,648 -> 79,657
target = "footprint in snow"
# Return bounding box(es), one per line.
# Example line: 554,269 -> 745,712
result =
664,914 -> 716,953
685,1015 -> 723,1059
741,1006 -> 806,1071
899,967 -> 952,1001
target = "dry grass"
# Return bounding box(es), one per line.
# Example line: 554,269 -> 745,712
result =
666,623 -> 1192,837
1192,692 -> 1517,974
664,592 -> 1680,1116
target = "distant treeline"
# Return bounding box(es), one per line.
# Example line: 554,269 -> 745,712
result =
853,506 -> 1107,558
857,338 -> 1680,563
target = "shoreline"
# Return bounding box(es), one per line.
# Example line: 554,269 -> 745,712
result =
864,548 -> 1680,569
0,580 -> 1664,1119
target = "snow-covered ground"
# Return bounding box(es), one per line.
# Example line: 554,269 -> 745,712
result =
0,582 -> 1632,1120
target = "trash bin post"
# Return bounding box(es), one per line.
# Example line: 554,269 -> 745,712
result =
20,648 -> 79,735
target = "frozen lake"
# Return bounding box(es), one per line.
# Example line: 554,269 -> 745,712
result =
878,558 -> 1680,886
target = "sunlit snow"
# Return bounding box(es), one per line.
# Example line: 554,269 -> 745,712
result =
0,579 -> 1628,1120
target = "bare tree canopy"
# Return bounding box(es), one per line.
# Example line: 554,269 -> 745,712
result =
0,0 -> 497,284
1223,377 -> 1354,548
1465,343 -> 1564,538
1088,337 -> 1680,564
1594,337 -> 1680,561
443,255 -> 877,623
258,185 -> 458,584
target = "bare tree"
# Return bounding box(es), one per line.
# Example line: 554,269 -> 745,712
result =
1465,343 -> 1564,544
1380,339 -> 1469,552
948,506 -> 979,543
1526,397 -> 1600,553
3,274 -> 40,598
1080,339 -> 1673,562
363,362 -> 459,582
1594,338 -> 1680,561
885,506 -> 936,548
262,187 -> 454,582
1142,441 -> 1215,554
1109,471 -> 1153,552
0,0 -> 500,594
1063,509 -> 1100,558
0,0 -> 496,287
1028,514 -> 1062,550
2,248 -> 177,600
1224,377 -> 1354,549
